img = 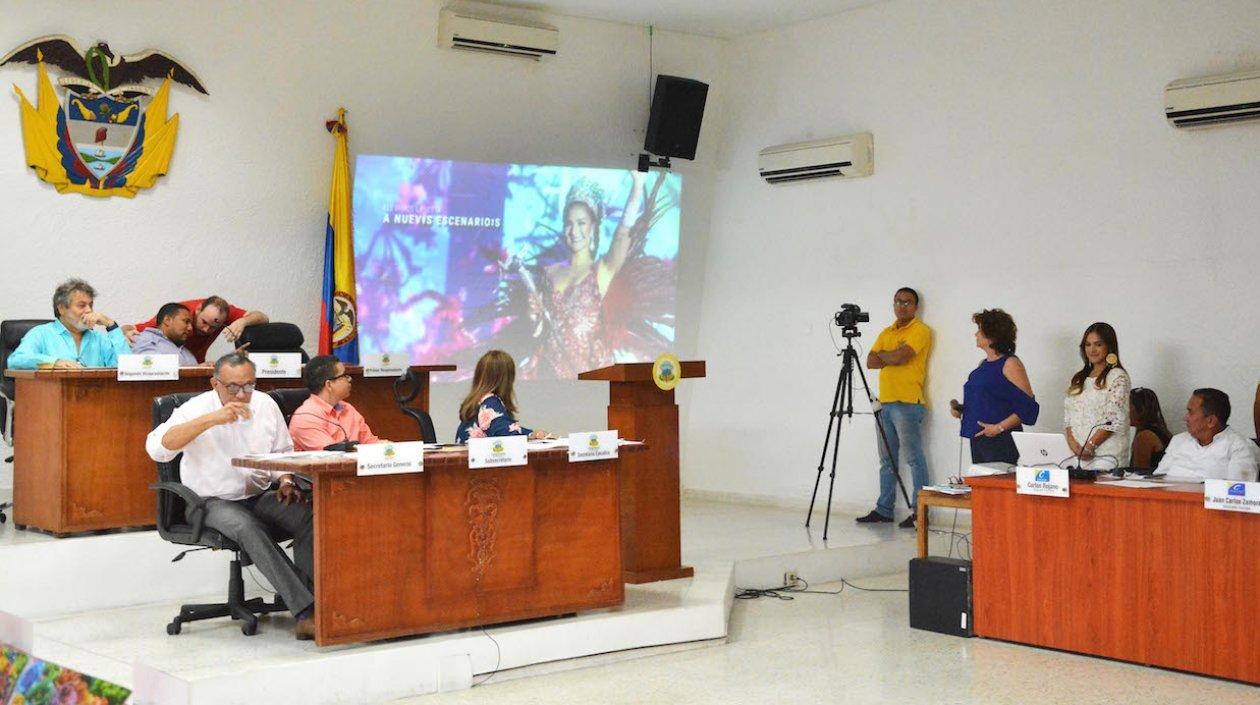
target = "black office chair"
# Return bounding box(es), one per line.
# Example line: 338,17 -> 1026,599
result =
394,368 -> 437,443
0,319 -> 51,523
235,322 -> 310,363
267,388 -> 311,423
150,392 -> 288,636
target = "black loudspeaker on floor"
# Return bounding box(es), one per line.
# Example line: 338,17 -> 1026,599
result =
908,557 -> 975,638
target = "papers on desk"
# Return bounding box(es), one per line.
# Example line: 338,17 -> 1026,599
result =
965,462 -> 1013,477
241,450 -> 344,461
1155,475 -> 1205,484
923,484 -> 971,495
1107,479 -> 1171,489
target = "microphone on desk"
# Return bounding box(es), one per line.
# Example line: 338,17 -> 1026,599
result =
290,412 -> 358,452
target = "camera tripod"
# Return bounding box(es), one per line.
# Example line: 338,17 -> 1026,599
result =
806,326 -> 911,540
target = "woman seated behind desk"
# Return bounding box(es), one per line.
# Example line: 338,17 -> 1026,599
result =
1063,322 -> 1131,468
1130,386 -> 1172,469
456,350 -> 553,443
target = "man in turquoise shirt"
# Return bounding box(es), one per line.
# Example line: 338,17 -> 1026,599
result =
9,278 -> 131,369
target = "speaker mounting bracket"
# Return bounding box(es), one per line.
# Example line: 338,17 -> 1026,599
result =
637,153 -> 671,173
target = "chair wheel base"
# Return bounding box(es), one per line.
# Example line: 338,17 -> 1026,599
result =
167,621 -> 181,635
241,621 -> 258,636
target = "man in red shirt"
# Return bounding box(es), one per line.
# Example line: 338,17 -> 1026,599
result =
127,295 -> 269,363
289,355 -> 384,451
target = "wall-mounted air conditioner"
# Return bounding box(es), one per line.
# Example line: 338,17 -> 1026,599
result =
758,133 -> 874,184
1165,69 -> 1260,128
438,8 -> 558,59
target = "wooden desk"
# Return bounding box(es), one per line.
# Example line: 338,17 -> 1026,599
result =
967,474 -> 1260,684
5,365 -> 453,535
915,489 -> 972,558
235,445 -> 631,646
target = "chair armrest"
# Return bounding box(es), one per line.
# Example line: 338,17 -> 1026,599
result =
150,481 -> 211,543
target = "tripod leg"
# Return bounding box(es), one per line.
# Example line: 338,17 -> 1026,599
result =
822,352 -> 854,541
807,356 -> 847,527
854,362 -> 914,511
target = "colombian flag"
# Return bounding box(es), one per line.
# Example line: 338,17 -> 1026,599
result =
319,108 -> 358,362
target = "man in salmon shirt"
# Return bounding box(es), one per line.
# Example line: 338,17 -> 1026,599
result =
125,295 -> 269,363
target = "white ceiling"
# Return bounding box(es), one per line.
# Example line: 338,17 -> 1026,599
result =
509,0 -> 885,38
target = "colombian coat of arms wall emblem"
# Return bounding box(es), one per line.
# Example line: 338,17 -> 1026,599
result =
1,35 -> 207,198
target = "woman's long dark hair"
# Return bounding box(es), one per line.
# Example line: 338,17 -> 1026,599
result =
459,350 -> 520,423
1130,387 -> 1172,445
1067,322 -> 1124,395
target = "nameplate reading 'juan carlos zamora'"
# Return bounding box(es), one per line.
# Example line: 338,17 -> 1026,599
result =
250,352 -> 303,378
356,441 -> 424,477
362,351 -> 409,377
568,430 -> 619,463
467,435 -> 528,469
1016,467 -> 1069,498
116,353 -> 179,381
1204,480 -> 1260,514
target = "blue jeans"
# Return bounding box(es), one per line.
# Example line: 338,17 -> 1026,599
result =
875,402 -> 929,517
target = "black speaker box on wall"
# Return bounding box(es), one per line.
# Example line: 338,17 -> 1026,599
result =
643,75 -> 709,160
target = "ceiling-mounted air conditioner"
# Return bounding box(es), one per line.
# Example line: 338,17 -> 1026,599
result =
1165,68 -> 1260,128
758,133 -> 874,184
438,8 -> 558,59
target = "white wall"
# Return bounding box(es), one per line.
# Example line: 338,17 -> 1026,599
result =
683,0 -> 1260,510
0,0 -> 727,440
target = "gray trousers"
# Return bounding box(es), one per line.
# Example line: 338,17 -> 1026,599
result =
191,491 -> 315,617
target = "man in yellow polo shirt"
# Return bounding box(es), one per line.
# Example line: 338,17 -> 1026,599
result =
856,287 -> 933,528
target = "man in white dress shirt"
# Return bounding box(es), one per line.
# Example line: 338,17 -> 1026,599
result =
1155,388 -> 1259,482
146,352 -> 315,639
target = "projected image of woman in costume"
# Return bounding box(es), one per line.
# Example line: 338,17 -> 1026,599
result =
525,174 -> 644,378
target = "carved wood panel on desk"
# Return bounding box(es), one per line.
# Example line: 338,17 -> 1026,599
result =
6,365 -> 453,534
968,475 -> 1260,684
239,447 -> 629,645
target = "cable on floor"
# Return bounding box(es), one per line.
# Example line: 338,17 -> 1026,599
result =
735,576 -> 907,600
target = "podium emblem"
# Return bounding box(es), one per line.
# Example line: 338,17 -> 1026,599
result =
652,353 -> 681,391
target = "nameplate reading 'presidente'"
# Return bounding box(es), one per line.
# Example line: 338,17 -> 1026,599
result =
1015,467 -> 1070,498
356,441 -> 425,476
362,351 -> 410,377
249,352 -> 303,378
1204,480 -> 1260,514
468,435 -> 528,469
568,430 -> 619,463
117,354 -> 179,381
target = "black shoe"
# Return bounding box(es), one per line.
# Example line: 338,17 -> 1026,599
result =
898,515 -> 916,529
855,510 -> 893,523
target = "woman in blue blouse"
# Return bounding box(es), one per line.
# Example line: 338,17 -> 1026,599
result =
952,309 -> 1040,464
456,349 -> 552,443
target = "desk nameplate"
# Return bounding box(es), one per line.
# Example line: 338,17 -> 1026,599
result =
1204,480 -> 1260,514
1015,467 -> 1069,498
117,354 -> 179,381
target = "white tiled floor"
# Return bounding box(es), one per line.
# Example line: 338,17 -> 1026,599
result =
403,572 -> 1258,705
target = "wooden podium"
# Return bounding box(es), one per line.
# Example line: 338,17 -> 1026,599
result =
579,360 -> 705,583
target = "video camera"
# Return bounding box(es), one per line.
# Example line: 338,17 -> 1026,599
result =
833,303 -> 869,329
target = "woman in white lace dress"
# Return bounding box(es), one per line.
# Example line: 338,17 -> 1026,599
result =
1064,322 -> 1131,468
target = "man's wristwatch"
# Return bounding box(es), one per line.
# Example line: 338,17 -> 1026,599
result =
105,322 -> 118,332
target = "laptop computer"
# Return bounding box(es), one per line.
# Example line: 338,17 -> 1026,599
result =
1011,431 -> 1117,470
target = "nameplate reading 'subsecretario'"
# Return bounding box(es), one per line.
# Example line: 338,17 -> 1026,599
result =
362,352 -> 409,377
1015,467 -> 1069,498
249,352 -> 303,378
468,435 -> 528,469
356,441 -> 424,476
117,354 -> 179,381
1204,480 -> 1260,514
568,430 -> 619,463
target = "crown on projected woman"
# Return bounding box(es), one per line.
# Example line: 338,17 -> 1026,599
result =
565,178 -> 606,223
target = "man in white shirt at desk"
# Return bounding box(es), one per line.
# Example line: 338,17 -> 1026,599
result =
145,352 -> 316,639
1155,388 -> 1259,482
